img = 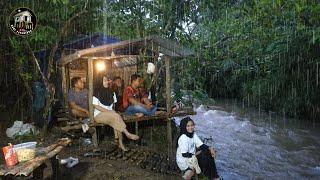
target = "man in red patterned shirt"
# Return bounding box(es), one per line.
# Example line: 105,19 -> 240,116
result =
123,74 -> 157,116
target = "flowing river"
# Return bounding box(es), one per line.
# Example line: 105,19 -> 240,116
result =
174,100 -> 320,179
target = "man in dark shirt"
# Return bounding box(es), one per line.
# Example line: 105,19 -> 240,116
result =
68,77 -> 89,118
123,74 -> 157,116
112,76 -> 124,111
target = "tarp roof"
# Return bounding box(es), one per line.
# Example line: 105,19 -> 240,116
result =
35,33 -> 120,74
59,35 -> 194,66
63,33 -> 119,50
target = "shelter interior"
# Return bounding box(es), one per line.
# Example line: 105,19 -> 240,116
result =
58,35 -> 195,146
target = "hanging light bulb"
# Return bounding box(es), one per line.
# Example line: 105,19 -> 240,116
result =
96,61 -> 106,72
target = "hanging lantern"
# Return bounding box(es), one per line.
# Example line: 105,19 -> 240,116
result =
147,62 -> 155,74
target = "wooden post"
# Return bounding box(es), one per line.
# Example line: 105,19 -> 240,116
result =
32,163 -> 47,180
88,58 -> 98,147
50,156 -> 60,180
165,56 -> 172,147
152,45 -> 159,104
61,66 -> 67,107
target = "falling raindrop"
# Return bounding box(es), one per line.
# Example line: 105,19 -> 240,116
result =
269,111 -> 272,128
286,35 -> 289,52
283,108 -> 286,129
312,28 -> 315,44
317,62 -> 319,86
307,69 -> 309,94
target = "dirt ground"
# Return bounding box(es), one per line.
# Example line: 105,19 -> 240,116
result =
0,118 -> 182,180
55,140 -> 180,180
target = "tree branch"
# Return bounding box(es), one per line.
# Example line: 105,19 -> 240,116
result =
47,0 -> 89,80
23,40 -> 49,87
43,0 -> 90,127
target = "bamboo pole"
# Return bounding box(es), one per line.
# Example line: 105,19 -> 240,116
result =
165,56 -> 172,147
61,66 -> 67,107
88,58 -> 98,147
17,146 -> 65,176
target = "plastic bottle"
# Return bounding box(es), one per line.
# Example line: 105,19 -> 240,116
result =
2,143 -> 18,166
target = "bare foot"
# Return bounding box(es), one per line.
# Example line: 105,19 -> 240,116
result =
126,133 -> 139,140
155,111 -> 166,115
118,143 -> 128,152
171,106 -> 178,113
182,169 -> 194,180
135,113 -> 144,117
112,139 -> 119,146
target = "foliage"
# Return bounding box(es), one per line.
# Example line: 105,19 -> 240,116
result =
1,0 -> 319,122
176,0 -> 320,120
0,0 -> 104,122
14,130 -> 40,142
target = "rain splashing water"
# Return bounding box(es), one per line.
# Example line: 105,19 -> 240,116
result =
174,102 -> 320,179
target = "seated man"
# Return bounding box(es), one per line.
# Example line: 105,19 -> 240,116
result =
68,77 -> 89,118
123,74 -> 158,117
112,76 -> 124,112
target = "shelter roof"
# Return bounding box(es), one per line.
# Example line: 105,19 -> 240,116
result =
60,35 -> 194,67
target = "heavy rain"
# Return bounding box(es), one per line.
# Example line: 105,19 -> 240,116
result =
0,0 -> 319,179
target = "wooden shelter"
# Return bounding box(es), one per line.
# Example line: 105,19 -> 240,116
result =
58,35 -> 195,147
